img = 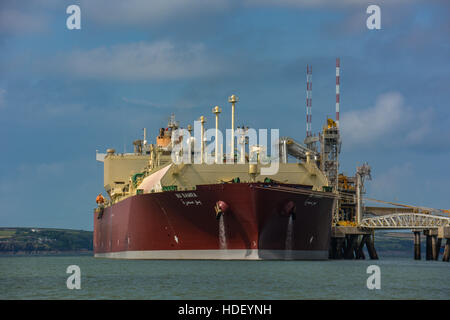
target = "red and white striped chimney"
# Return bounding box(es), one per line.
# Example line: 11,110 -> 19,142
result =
306,65 -> 312,137
336,58 -> 340,128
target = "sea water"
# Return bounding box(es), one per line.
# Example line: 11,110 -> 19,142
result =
0,255 -> 448,300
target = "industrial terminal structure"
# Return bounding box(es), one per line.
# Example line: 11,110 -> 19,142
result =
298,58 -> 450,261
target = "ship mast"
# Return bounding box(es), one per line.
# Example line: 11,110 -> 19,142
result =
200,116 -> 206,164
228,94 -> 238,162
212,106 -> 222,164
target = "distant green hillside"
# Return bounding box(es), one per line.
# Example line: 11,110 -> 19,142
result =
374,231 -> 418,258
0,227 -> 92,254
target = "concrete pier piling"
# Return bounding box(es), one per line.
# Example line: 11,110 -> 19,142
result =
423,228 -> 449,261
330,227 -> 376,260
329,238 -> 336,259
414,231 -> 421,260
355,235 -> 366,259
336,238 -> 344,259
438,227 -> 450,262
365,234 -> 378,260
431,235 -> 438,260
344,235 -> 356,259
443,239 -> 450,262
329,226 -> 449,262
426,234 -> 432,260
434,238 -> 442,261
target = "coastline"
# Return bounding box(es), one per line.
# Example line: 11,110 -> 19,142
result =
0,250 -> 93,257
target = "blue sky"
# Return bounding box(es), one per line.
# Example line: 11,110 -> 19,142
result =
0,0 -> 449,230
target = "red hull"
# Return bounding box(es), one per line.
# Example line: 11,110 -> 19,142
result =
94,183 -> 335,260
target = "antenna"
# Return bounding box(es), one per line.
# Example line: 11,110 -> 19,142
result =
336,58 -> 340,128
306,65 -> 312,137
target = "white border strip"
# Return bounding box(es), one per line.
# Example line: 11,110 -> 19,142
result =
94,249 -> 328,260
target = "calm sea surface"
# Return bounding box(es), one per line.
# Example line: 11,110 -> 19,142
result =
0,255 -> 448,300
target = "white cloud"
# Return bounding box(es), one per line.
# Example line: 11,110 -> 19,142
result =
76,0 -> 417,31
0,9 -> 48,35
60,41 -> 227,81
16,162 -> 65,178
122,97 -> 166,108
79,0 -> 415,27
243,0 -> 415,7
121,97 -> 201,110
366,162 -> 414,202
43,102 -> 85,117
0,0 -> 424,35
340,92 -> 432,149
80,0 -> 235,26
